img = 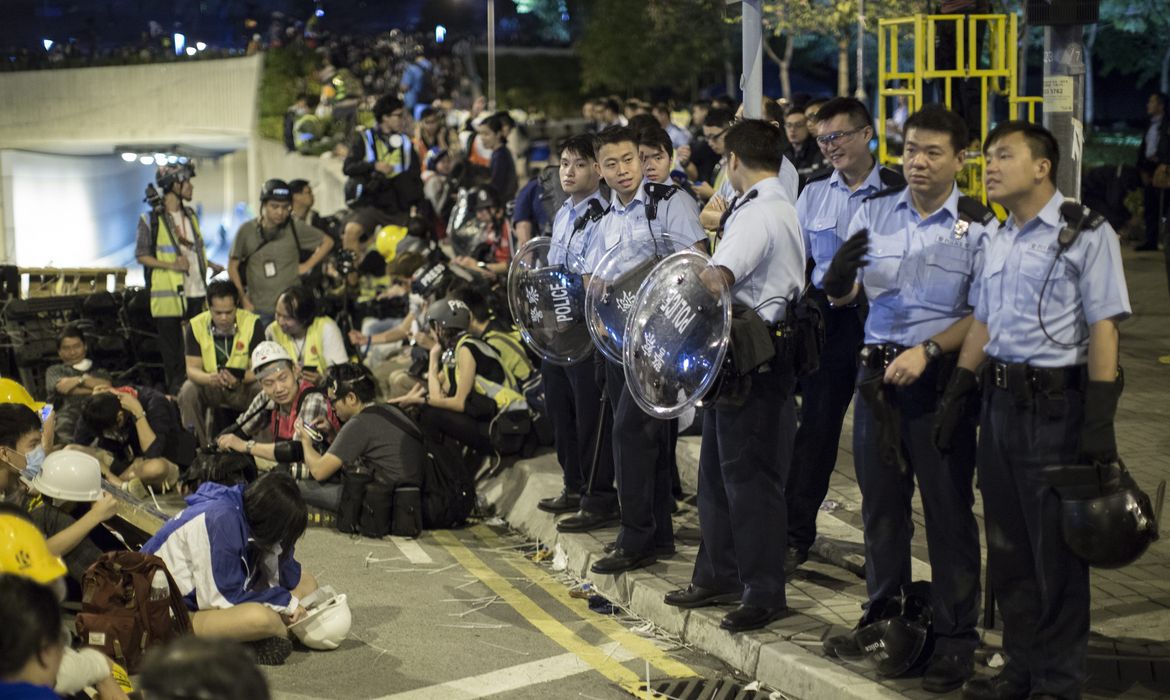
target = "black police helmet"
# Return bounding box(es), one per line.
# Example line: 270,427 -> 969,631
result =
1059,462 -> 1161,569
473,185 -> 502,212
260,179 -> 293,204
854,582 -> 934,678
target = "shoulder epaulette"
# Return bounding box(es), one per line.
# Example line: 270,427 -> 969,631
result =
1057,200 -> 1108,248
804,168 -> 833,187
878,167 -> 906,189
957,196 -> 996,226
643,182 -> 680,202
863,184 -> 907,202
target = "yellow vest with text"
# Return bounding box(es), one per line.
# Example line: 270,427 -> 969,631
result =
190,308 -> 259,373
147,209 -> 205,318
268,317 -> 330,372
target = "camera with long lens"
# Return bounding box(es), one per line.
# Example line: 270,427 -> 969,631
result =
143,184 -> 163,209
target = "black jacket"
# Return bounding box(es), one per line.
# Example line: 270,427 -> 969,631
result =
343,127 -> 424,213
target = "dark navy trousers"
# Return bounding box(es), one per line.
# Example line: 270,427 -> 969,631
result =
693,367 -> 796,609
606,360 -> 674,553
543,357 -> 617,514
980,384 -> 1090,698
852,362 -> 980,655
785,298 -> 864,554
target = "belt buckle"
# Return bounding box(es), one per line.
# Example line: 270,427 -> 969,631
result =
881,345 -> 901,369
993,362 -> 1008,389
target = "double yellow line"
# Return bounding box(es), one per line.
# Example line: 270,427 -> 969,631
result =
431,526 -> 697,696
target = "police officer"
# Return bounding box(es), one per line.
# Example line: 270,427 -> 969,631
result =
786,97 -> 904,574
821,105 -> 993,693
537,134 -> 620,532
937,122 -> 1131,700
663,119 -> 806,633
587,126 -> 706,575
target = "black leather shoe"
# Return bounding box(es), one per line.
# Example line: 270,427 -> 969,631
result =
663,584 -> 742,609
556,509 -> 619,533
590,548 -> 656,574
922,652 -> 974,693
961,674 -> 1030,700
538,492 -> 581,514
783,546 -> 808,576
823,628 -> 864,660
720,604 -> 787,633
604,540 -> 675,556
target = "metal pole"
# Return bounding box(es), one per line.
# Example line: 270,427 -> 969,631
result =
741,0 -> 763,118
855,0 -> 866,99
487,0 -> 497,110
1042,25 -> 1086,197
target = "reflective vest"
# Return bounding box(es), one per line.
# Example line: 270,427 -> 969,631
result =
446,335 -> 525,411
362,128 -> 413,176
268,317 -> 330,373
483,328 -> 533,383
189,308 -> 259,373
146,208 -> 205,318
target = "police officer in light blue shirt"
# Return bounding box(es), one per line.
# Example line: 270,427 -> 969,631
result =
663,119 -> 806,634
585,126 -> 706,577
938,122 -> 1131,700
538,135 -> 619,532
785,98 -> 905,575
820,106 -> 994,693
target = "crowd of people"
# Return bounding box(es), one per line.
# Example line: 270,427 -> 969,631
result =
0,41 -> 1155,696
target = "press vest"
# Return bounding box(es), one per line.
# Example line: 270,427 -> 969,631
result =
147,208 -> 205,318
268,317 -> 330,372
190,309 -> 259,373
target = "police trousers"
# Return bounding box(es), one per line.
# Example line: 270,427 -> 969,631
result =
606,360 -> 674,554
852,363 -> 980,654
543,356 -> 617,514
979,384 -> 1089,698
693,366 -> 796,609
785,299 -> 863,554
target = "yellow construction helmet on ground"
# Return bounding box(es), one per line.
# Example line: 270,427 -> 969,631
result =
0,377 -> 46,414
375,224 -> 409,263
0,513 -> 68,584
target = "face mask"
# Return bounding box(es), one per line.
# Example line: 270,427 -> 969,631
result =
72,358 -> 93,372
23,445 -> 45,481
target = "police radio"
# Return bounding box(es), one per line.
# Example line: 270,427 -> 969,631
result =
1039,200 -> 1103,348
572,199 -> 607,235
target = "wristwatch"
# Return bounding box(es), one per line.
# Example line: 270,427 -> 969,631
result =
245,440 -> 256,455
921,340 -> 942,363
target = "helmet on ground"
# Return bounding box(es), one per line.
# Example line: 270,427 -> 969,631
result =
260,179 -> 293,204
855,581 -> 934,678
0,514 -> 68,584
288,593 -> 352,650
427,298 -> 470,331
251,341 -> 293,374
29,450 -> 102,502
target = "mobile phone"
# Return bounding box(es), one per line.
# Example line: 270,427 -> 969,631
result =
38,404 -> 53,423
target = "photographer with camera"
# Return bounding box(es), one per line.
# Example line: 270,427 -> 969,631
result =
136,163 -> 225,394
177,280 -> 265,445
228,180 -> 333,327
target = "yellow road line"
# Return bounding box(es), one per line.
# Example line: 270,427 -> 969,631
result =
432,529 -> 658,695
469,524 -> 698,680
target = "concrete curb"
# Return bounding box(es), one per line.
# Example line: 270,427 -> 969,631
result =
481,451 -> 908,700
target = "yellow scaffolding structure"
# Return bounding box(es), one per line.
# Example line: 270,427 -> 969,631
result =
876,13 -> 1042,201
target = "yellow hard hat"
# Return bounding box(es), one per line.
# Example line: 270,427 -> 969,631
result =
0,513 -> 68,584
0,378 -> 45,414
375,224 -> 409,263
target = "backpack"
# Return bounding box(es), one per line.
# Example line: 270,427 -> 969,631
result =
75,552 -> 192,674
483,328 -> 535,384
367,405 -> 474,529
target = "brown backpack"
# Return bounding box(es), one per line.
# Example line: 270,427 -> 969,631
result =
75,552 -> 192,673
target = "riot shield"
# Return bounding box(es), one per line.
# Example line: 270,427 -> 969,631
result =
623,251 -> 731,419
585,232 -> 685,364
506,237 -> 593,365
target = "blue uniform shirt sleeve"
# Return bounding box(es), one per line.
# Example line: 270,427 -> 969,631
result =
1077,222 -> 1133,324
660,191 -> 707,248
512,179 -> 540,225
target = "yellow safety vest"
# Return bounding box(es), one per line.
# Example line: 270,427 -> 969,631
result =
483,328 -> 533,383
268,317 -> 330,373
189,308 -> 259,373
447,335 -> 525,411
147,208 -> 205,318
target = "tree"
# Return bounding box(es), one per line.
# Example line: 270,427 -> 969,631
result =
1097,0 -> 1170,94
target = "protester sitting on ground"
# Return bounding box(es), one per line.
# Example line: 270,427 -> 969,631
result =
0,508 -> 130,700
72,386 -> 191,498
138,637 -> 270,700
142,472 -> 317,666
44,325 -> 112,446
0,402 -> 50,500
216,342 -> 338,474
449,286 -> 533,384
177,281 -> 265,446
451,185 -> 512,279
266,285 -> 349,386
299,363 -> 424,516
391,299 -> 521,455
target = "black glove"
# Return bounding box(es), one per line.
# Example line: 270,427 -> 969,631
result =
932,367 -> 979,454
1079,380 -> 1121,464
822,229 -> 870,299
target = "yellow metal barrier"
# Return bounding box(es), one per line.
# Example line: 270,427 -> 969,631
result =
876,13 -> 1041,202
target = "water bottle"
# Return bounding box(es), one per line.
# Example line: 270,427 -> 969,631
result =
149,570 -> 169,602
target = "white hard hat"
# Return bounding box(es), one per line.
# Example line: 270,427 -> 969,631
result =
289,593 -> 351,650
251,341 -> 293,373
29,450 -> 102,502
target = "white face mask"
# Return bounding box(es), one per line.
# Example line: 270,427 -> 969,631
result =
23,444 -> 46,480
72,358 -> 93,372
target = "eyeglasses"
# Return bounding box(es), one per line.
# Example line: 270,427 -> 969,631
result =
816,126 -> 867,146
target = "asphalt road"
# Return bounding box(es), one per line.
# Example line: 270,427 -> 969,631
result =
263,522 -> 738,700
